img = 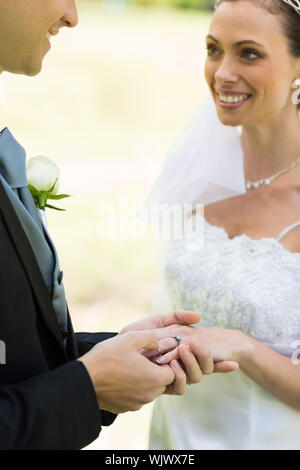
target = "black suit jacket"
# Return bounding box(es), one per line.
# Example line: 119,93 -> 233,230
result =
0,179 -> 117,449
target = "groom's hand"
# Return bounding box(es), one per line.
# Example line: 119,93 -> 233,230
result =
77,331 -> 174,414
120,310 -> 201,335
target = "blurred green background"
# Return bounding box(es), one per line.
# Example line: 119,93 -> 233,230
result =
0,0 -> 211,449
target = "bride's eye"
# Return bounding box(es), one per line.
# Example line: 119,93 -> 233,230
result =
206,44 -> 219,56
241,49 -> 261,60
206,44 -> 261,61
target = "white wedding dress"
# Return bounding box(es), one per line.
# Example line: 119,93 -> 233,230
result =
149,213 -> 300,450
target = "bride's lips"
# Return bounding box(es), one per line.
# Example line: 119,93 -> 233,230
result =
215,92 -> 252,109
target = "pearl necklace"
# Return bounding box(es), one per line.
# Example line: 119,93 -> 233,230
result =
245,157 -> 300,190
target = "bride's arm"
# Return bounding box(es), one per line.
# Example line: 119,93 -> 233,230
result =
237,336 -> 300,411
155,326 -> 300,411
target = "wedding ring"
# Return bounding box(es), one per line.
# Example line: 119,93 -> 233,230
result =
172,335 -> 181,346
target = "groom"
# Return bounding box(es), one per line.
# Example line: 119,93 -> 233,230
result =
0,0 -> 235,450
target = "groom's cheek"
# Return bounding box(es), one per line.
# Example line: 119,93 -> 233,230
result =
0,0 -> 79,76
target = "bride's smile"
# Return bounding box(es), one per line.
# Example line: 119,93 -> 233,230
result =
204,0 -> 300,129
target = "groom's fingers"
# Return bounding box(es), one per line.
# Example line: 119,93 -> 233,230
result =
142,337 -> 178,359
158,337 -> 179,354
125,330 -> 159,353
214,361 -> 239,373
161,310 -> 201,328
154,348 -> 178,365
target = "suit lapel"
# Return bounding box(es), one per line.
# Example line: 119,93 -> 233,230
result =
0,179 -> 67,359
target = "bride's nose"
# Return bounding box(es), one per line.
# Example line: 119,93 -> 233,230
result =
214,57 -> 239,84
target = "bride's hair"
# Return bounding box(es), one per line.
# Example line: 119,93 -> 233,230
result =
215,0 -> 300,109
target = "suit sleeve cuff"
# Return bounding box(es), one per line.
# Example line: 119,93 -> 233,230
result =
59,360 -> 102,448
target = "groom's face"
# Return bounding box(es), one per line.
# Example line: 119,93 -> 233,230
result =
0,0 -> 78,76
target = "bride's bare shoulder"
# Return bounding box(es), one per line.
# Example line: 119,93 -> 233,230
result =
190,194 -> 246,223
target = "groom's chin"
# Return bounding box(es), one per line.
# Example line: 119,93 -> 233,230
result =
7,49 -> 46,77
15,58 -> 43,77
3,60 -> 42,77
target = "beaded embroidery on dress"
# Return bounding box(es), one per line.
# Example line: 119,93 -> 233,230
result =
149,213 -> 300,450
166,215 -> 300,349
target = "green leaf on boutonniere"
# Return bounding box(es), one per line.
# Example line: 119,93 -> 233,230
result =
27,184 -> 40,197
28,182 -> 71,211
47,194 -> 71,200
45,203 -> 66,211
48,178 -> 58,193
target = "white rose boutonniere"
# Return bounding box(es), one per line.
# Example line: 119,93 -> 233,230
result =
27,155 -> 70,213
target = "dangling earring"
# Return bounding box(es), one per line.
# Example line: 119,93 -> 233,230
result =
291,78 -> 300,105
292,78 -> 300,88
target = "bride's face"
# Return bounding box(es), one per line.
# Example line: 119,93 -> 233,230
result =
204,0 -> 300,127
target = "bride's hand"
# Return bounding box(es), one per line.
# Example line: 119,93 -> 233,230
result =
163,342 -> 210,394
153,326 -> 253,365
161,340 -> 239,395
163,341 -> 232,394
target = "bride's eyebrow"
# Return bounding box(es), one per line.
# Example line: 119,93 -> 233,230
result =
206,34 -> 265,48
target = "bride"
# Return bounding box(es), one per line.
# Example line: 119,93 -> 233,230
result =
147,0 -> 300,450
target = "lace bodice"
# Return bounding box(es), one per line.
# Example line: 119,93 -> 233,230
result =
165,215 -> 300,349
151,214 -> 300,450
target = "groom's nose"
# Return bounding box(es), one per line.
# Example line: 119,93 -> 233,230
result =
61,0 -> 79,29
